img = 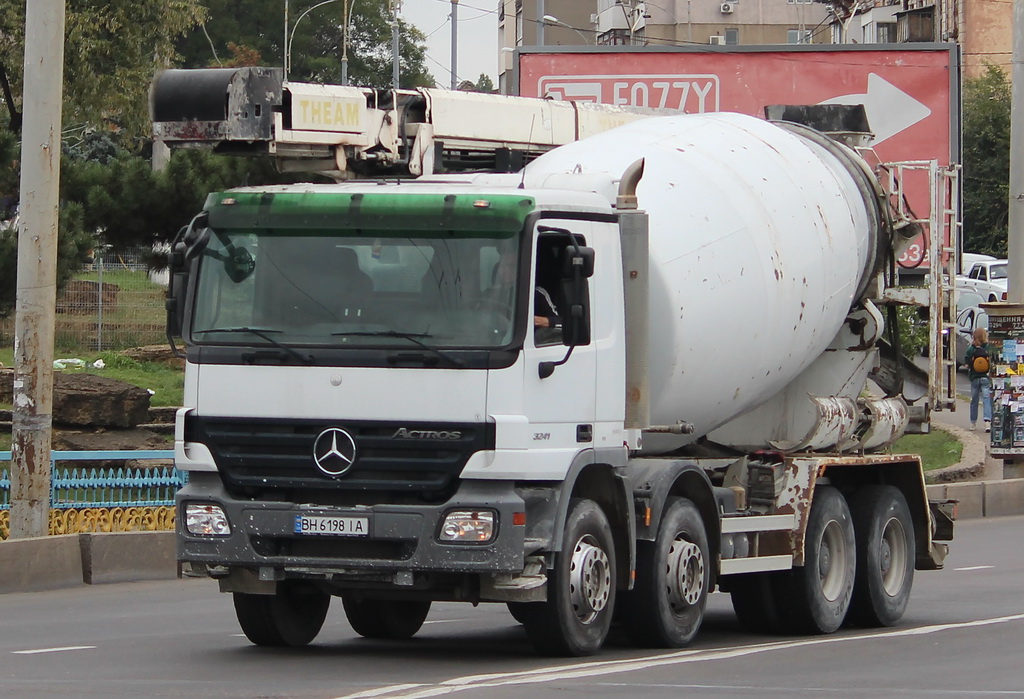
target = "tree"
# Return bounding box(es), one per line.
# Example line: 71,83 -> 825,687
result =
458,74 -> 496,93
962,64 -> 1011,257
474,73 -> 496,93
0,1 -> 207,142
176,0 -> 435,88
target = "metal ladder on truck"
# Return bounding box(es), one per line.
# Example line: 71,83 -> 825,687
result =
877,160 -> 962,416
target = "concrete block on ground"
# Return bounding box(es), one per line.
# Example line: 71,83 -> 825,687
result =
983,479 -> 1024,518
942,482 -> 985,519
0,534 -> 84,593
79,531 -> 177,585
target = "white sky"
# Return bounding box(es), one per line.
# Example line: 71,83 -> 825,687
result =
401,0 -> 499,88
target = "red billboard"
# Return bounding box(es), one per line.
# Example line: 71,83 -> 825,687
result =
516,46 -> 959,268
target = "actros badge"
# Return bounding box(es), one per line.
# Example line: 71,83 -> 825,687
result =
312,427 -> 358,477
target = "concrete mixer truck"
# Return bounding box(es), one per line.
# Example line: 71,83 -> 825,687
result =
153,68 -> 956,657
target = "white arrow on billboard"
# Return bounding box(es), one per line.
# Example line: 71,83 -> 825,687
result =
819,73 -> 931,145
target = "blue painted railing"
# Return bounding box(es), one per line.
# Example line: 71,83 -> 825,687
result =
0,450 -> 185,509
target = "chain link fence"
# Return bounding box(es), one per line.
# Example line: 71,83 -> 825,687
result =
0,247 -> 168,352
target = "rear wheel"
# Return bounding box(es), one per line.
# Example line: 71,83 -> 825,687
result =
233,582 -> 330,647
728,572 -> 785,634
342,597 -> 431,640
774,485 -> 856,634
848,485 -> 915,627
621,497 -> 709,647
520,498 -> 616,656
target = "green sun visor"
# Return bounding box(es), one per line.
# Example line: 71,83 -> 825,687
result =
204,191 -> 536,237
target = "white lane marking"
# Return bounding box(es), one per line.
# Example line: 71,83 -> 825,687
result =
13,645 -> 96,655
344,685 -> 428,698
955,565 -> 995,571
422,619 -> 470,625
591,683 -> 1024,695
332,612 -> 1024,699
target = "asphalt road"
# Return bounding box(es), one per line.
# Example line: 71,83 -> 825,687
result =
1,516 -> 1022,699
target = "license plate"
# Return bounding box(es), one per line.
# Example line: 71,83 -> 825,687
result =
294,514 -> 369,537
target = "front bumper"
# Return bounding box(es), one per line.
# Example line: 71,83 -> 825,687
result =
176,473 -> 528,577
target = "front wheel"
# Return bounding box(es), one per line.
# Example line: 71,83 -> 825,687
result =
520,498 -> 616,656
775,485 -> 856,634
848,485 -> 915,627
621,497 -> 710,647
233,582 -> 330,647
342,597 -> 431,640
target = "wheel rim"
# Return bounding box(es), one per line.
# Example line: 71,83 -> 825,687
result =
568,535 -> 612,624
818,519 -> 849,602
666,537 -> 705,611
879,515 -> 909,596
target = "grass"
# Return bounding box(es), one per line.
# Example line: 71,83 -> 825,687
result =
891,430 -> 963,472
1,347 -> 184,408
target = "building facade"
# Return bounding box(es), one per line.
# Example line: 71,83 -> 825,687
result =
498,0 -> 833,92
826,0 -> 1010,77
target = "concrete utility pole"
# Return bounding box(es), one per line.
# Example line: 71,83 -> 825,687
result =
10,1 -> 65,539
1009,0 -> 1024,304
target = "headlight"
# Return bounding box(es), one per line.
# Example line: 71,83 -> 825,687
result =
438,510 -> 495,543
184,503 -> 231,536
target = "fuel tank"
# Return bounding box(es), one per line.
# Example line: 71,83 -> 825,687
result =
524,113 -> 883,451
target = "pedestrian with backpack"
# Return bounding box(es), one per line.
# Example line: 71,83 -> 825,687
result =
965,327 -> 993,431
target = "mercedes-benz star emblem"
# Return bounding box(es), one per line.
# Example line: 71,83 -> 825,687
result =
312,427 -> 358,477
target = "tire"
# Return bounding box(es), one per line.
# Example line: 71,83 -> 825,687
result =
233,582 -> 330,647
506,602 -> 535,625
847,485 -> 915,627
728,572 -> 785,634
621,497 -> 709,647
520,498 -> 616,656
774,485 -> 856,634
341,597 -> 431,640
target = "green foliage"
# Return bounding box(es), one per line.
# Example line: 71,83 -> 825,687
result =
176,0 -> 435,88
59,148 -> 290,253
962,64 -> 1011,257
459,74 -> 497,93
896,305 -> 929,357
0,1 -> 207,142
0,203 -> 94,319
474,73 -> 496,93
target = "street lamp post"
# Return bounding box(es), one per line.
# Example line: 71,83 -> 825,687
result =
451,0 -> 459,90
391,0 -> 401,89
542,14 -> 591,44
285,0 -> 352,81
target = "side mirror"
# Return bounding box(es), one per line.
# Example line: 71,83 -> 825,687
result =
224,246 -> 256,283
559,277 -> 591,347
560,246 -> 595,278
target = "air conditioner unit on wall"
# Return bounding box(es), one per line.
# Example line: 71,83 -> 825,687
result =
720,2 -> 735,13
709,35 -> 726,45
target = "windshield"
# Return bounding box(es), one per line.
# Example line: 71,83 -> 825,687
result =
190,230 -> 521,349
990,263 -> 1008,280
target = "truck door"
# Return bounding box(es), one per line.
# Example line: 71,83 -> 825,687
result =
521,227 -> 598,452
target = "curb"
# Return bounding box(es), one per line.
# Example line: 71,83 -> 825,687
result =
926,418 -> 1024,519
926,422 -> 988,483
0,531 -> 176,594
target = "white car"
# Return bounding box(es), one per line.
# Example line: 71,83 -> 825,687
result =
955,290 -> 989,367
958,258 -> 1008,302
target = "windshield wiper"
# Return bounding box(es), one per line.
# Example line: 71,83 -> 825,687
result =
332,330 -> 465,367
194,327 -> 313,365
